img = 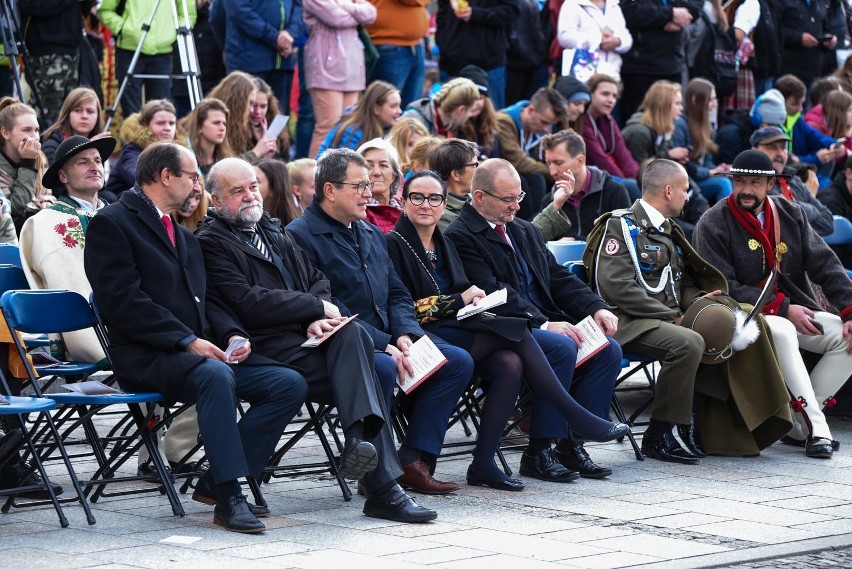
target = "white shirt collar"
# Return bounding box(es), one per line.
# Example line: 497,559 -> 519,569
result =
638,199 -> 667,230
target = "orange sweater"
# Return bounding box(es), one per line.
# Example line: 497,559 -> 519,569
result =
365,0 -> 429,46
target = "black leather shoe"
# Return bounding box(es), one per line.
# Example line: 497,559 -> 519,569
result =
339,437 -> 378,480
192,474 -> 270,517
519,447 -> 580,482
806,436 -> 835,459
466,464 -> 525,491
0,461 -> 64,499
213,494 -> 266,533
168,460 -> 209,475
641,431 -> 700,464
363,483 -> 437,523
0,429 -> 22,465
136,461 -> 175,483
570,422 -> 630,444
676,421 -> 706,458
782,435 -> 840,452
555,443 -> 612,479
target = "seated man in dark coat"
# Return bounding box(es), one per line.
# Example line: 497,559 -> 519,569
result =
196,157 -> 436,523
445,158 -> 624,481
287,148 -> 474,496
84,143 -> 308,534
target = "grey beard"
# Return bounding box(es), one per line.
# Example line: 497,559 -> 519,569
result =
232,204 -> 263,226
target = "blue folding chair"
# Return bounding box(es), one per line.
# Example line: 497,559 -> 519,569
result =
566,262 -> 653,460
547,240 -> 587,265
0,385 -> 71,527
0,264 -> 49,349
0,243 -> 22,268
1,289 -> 185,523
824,215 -> 852,246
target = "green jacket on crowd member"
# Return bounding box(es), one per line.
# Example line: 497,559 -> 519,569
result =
0,149 -> 37,223
98,0 -> 197,55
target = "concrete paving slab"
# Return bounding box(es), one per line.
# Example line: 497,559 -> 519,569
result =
683,519 -> 825,544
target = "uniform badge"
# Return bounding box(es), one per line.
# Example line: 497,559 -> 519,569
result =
604,238 -> 619,255
748,239 -> 761,251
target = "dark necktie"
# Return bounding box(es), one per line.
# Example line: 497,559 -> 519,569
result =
161,214 -> 175,248
244,229 -> 272,261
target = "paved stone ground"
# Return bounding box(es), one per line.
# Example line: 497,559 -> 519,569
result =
1,383 -> 851,569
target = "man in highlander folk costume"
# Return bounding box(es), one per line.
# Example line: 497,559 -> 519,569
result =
694,150 -> 852,459
586,158 -> 793,460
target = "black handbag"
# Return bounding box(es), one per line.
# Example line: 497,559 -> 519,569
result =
357,25 -> 379,78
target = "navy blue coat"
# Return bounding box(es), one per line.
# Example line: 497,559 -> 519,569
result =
286,202 -> 423,350
84,189 -> 252,400
210,0 -> 303,73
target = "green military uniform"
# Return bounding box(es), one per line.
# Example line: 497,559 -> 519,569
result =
587,200 -> 792,455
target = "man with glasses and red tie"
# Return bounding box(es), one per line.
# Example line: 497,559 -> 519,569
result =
85,143 -> 308,534
287,148 -> 474,498
445,158 -> 624,483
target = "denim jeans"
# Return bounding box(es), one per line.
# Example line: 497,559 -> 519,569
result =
696,176 -> 733,203
486,65 -> 506,110
369,43 -> 425,108
255,69 -> 294,115
294,48 -> 315,159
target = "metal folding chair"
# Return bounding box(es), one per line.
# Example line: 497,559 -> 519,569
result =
566,262 -> 654,460
546,240 -> 587,265
1,289 -> 185,523
0,367 -> 73,527
0,243 -> 22,268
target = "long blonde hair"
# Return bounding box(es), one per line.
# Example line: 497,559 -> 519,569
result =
388,118 -> 429,171
640,82 -> 681,136
207,71 -> 257,155
685,78 -> 718,159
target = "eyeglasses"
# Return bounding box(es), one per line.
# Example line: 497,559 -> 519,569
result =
479,188 -> 525,204
176,169 -> 201,184
407,192 -> 446,207
333,180 -> 374,196
464,160 -> 479,169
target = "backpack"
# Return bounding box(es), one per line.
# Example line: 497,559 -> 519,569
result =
691,12 -> 739,99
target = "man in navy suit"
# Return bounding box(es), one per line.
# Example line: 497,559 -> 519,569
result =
445,158 -> 623,482
287,148 -> 473,496
84,142 -> 307,533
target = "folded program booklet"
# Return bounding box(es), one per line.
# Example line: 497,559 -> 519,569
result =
574,315 -> 610,367
396,335 -> 448,394
456,288 -> 507,320
301,314 -> 358,348
61,381 -> 127,396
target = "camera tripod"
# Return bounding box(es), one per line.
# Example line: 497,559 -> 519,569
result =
0,0 -> 44,115
104,0 -> 202,131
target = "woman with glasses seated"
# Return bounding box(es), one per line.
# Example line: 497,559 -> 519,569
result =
386,170 -> 627,491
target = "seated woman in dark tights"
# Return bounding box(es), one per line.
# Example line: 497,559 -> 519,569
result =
386,170 -> 627,491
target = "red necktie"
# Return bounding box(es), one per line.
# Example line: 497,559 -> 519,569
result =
161,214 -> 176,248
495,224 -> 518,260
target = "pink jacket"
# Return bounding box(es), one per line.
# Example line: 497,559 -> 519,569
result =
303,0 -> 377,91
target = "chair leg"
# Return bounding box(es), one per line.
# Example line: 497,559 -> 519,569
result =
128,404 -> 185,517
610,395 -> 644,461
307,404 -> 351,502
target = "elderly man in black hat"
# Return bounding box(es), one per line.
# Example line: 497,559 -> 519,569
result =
749,126 -> 833,236
18,135 -> 206,477
694,149 -> 852,459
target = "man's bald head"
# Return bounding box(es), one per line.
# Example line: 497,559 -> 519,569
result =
207,157 -> 255,197
471,158 -> 518,195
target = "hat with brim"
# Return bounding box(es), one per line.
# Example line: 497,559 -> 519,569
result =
41,135 -> 116,191
724,149 -> 790,178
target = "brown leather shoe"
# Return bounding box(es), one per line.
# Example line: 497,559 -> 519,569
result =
397,459 -> 460,495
